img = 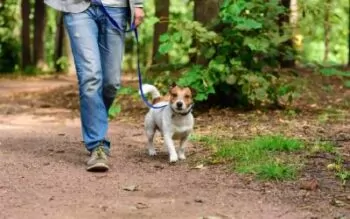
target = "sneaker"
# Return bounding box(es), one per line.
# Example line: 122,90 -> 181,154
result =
86,145 -> 109,172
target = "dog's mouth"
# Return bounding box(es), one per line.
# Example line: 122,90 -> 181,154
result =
171,106 -> 185,113
171,102 -> 193,115
172,101 -> 185,111
176,105 -> 184,110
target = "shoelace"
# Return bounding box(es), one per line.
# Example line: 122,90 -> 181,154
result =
96,146 -> 105,158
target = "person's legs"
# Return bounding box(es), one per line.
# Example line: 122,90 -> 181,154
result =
63,6 -> 129,171
63,7 -> 110,155
97,7 -> 128,111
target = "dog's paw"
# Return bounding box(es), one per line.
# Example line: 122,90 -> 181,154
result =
148,148 -> 157,156
178,152 -> 186,160
169,153 -> 178,163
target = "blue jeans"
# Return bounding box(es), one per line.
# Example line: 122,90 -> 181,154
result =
64,5 -> 128,152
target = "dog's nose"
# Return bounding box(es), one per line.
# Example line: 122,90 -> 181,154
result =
176,102 -> 183,108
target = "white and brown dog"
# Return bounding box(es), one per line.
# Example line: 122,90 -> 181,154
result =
140,83 -> 195,163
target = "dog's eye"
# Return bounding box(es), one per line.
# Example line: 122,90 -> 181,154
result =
171,93 -> 177,98
185,95 -> 191,99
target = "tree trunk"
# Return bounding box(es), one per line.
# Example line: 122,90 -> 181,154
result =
21,0 -> 32,69
152,0 -> 169,65
290,0 -> 303,54
55,12 -> 65,73
192,0 -> 222,65
278,0 -> 295,68
323,0 -> 331,63
193,0 -> 221,26
33,0 -> 46,69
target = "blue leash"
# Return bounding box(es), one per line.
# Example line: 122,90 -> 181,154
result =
92,0 -> 167,109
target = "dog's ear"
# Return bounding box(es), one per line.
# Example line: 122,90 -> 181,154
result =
170,82 -> 177,89
190,87 -> 197,97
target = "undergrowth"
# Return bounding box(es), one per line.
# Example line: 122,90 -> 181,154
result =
191,134 -> 304,181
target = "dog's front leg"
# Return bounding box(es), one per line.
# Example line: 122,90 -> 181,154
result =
178,135 -> 189,160
163,133 -> 178,162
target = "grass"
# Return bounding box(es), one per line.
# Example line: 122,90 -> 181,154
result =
310,140 -> 336,154
192,134 -> 304,181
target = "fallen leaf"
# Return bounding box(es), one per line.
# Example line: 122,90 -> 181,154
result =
200,217 -> 223,219
100,205 -> 108,211
334,214 -> 347,219
135,202 -> 148,209
327,163 -> 341,171
330,199 -> 346,207
154,164 -> 164,169
123,185 -> 139,192
194,198 -> 204,203
300,178 -> 319,191
194,164 -> 204,169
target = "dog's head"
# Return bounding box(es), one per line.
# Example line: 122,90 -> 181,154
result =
168,83 -> 195,114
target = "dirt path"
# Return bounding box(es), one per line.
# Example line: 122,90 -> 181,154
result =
0,77 -> 345,219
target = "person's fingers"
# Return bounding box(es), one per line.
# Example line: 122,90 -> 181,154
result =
135,18 -> 143,27
134,8 -> 144,27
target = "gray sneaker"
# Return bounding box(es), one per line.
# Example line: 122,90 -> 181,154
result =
86,145 -> 109,172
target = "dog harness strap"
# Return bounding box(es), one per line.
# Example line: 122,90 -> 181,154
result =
93,0 -> 167,109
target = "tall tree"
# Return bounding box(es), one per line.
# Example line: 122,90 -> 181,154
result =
192,0 -> 222,64
278,0 -> 295,67
323,0 -> 331,63
55,12 -> 65,72
193,0 -> 221,26
33,0 -> 46,68
152,0 -> 169,65
21,0 -> 31,69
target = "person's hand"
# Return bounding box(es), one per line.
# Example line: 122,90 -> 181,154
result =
134,7 -> 145,27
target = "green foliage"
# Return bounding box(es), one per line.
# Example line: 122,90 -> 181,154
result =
194,134 -> 304,180
310,140 -> 336,154
318,67 -> 350,88
108,103 -> 121,119
331,156 -> 350,186
0,0 -> 20,72
123,0 -> 193,71
298,0 -> 348,65
56,56 -> 69,72
159,0 -> 296,106
344,80 -> 350,88
336,170 -> 350,186
45,8 -> 61,70
252,135 -> 304,152
319,68 -> 350,77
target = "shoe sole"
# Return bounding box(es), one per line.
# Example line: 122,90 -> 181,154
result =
86,163 -> 109,172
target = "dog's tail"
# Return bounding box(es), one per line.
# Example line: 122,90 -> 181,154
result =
139,84 -> 161,100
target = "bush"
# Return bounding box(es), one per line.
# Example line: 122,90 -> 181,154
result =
158,0 -> 297,107
0,0 -> 20,73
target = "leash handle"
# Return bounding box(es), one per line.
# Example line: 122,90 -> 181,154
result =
92,0 -> 167,109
